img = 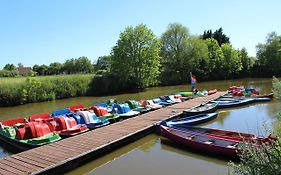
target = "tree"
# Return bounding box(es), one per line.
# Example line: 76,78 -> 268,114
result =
205,38 -> 225,79
95,55 -> 112,71
48,62 -> 63,75
63,58 -> 76,74
160,23 -> 191,84
186,36 -> 209,79
33,64 -> 48,75
239,48 -> 252,76
213,27 -> 230,46
2,63 -> 18,77
201,27 -> 230,47
221,43 -> 242,78
75,56 -> 94,73
254,32 -> 281,76
111,24 -> 162,89
3,64 -> 17,71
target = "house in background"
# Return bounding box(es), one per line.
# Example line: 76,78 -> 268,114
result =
18,66 -> 32,76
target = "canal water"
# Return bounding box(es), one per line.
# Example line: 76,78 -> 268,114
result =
0,78 -> 280,174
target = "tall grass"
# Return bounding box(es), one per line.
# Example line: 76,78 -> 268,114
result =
0,74 -> 94,106
272,76 -> 281,100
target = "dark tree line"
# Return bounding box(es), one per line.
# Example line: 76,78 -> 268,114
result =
1,56 -> 94,77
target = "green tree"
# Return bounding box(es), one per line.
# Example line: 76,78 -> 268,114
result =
34,64 -> 48,75
160,23 -> 191,84
186,36 -> 209,79
3,64 -> 17,71
111,24 -> 162,89
48,62 -> 63,75
76,56 -> 94,73
95,55 -> 112,71
2,63 -> 18,77
254,32 -> 281,76
239,48 -> 252,76
63,58 -> 76,74
205,38 -> 225,79
221,43 -> 242,78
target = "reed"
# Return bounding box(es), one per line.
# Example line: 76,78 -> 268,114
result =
0,74 -> 94,106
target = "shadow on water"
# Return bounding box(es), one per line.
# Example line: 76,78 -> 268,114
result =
159,137 -> 236,164
65,134 -> 158,175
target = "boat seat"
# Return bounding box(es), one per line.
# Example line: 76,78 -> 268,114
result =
29,112 -> 51,122
69,104 -> 85,112
204,140 -> 215,144
227,143 -> 238,148
186,135 -> 196,140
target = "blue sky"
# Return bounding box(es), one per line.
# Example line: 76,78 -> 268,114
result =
0,0 -> 280,69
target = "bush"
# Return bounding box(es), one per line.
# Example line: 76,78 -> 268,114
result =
230,139 -> 281,175
272,76 -> 281,100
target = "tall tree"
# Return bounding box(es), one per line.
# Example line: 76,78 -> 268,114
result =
160,23 -> 191,84
3,64 -> 17,71
201,27 -> 230,47
111,24 -> 161,89
239,47 -> 252,76
255,32 -> 281,76
95,55 -> 112,72
205,38 -> 225,79
221,43 -> 242,78
213,27 -> 230,46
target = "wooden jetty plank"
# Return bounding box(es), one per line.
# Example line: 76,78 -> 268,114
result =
0,167 -> 17,175
0,91 -> 226,175
0,158 -> 34,173
3,157 -> 43,172
25,149 -> 65,162
12,154 -> 52,167
0,162 -> 26,174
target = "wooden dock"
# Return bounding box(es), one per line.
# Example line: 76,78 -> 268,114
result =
0,92 -> 226,175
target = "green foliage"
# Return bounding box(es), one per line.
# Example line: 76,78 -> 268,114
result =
205,38 -> 225,79
111,24 -> 161,89
253,32 -> 281,77
160,23 -> 191,84
239,48 -> 252,76
0,74 -> 93,106
272,76 -> 281,100
230,140 -> 281,175
95,55 -> 112,72
221,43 -> 242,78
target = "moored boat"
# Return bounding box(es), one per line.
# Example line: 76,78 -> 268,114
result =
165,113 -> 218,126
183,101 -> 218,115
160,124 -> 275,158
111,103 -> 140,118
90,106 -> 121,123
125,100 -> 151,114
160,124 -> 241,158
139,100 -> 163,110
0,119 -> 61,152
213,98 -> 254,108
29,112 -> 89,137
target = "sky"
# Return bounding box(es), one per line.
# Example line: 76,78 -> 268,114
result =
0,0 -> 280,69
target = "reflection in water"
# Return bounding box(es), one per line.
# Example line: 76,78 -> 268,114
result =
65,134 -> 158,175
160,137 -> 231,166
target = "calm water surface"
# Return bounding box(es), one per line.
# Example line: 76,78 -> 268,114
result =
0,78 -> 280,174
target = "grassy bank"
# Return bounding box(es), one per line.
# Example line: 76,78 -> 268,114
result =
0,74 -> 94,106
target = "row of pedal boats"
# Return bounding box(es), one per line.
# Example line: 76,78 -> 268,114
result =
0,94 -> 194,152
160,92 -> 275,158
